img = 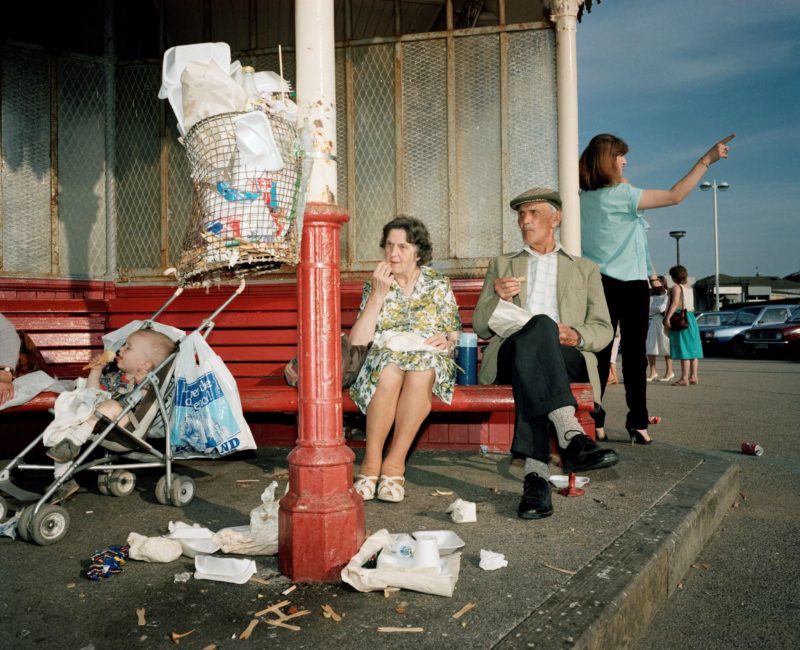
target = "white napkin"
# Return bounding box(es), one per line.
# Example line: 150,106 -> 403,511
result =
487,300 -> 535,339
479,549 -> 508,571
373,331 -> 442,354
446,498 -> 477,523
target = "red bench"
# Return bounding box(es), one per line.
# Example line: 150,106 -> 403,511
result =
1,278 -> 595,453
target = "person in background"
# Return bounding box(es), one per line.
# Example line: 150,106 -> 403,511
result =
349,216 -> 460,504
0,314 -> 21,406
663,265 -> 704,386
473,188 -> 617,520
646,275 -> 674,382
579,132 -> 733,444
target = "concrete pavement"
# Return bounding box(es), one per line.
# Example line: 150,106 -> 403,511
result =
1,356 -> 794,649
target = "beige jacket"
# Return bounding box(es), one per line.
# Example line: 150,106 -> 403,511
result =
472,248 -> 613,403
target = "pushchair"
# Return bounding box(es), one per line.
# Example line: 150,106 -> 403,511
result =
0,280 -> 246,545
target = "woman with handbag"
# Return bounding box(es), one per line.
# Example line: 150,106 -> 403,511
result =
348,216 -> 461,503
663,265 -> 703,386
579,132 -> 733,444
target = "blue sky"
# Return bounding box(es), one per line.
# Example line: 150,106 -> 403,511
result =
577,0 -> 800,280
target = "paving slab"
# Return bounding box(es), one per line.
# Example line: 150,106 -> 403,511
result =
0,438 -> 737,649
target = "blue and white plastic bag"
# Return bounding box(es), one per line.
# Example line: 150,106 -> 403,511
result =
171,331 -> 255,457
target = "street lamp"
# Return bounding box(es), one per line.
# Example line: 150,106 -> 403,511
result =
669,230 -> 686,265
699,180 -> 730,310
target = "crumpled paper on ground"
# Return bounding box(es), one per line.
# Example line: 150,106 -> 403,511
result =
167,521 -> 221,558
446,498 -> 477,523
341,529 -> 461,597
127,532 -> 183,563
211,481 -> 279,555
479,549 -> 508,571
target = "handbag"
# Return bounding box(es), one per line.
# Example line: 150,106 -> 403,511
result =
668,288 -> 690,330
283,334 -> 371,389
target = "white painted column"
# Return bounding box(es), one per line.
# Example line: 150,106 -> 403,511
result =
547,0 -> 582,255
295,0 -> 339,205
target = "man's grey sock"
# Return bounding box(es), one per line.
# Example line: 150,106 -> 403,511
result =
524,458 -> 549,480
547,405 -> 585,449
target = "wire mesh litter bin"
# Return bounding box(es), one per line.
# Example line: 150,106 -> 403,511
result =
177,111 -> 304,284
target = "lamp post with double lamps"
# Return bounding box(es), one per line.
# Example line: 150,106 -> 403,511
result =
669,230 -> 686,265
699,180 -> 730,310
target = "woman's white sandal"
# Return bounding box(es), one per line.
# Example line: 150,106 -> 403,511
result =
376,475 -> 406,502
353,475 -> 378,501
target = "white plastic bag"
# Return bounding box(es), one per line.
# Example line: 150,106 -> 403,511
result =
171,331 -> 255,457
212,481 -> 279,555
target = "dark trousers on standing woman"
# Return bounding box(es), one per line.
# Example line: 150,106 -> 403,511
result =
594,275 -> 650,430
495,315 -> 590,463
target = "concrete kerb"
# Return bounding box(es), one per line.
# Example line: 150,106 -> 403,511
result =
495,454 -> 740,649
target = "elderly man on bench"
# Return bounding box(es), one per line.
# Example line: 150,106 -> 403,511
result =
473,187 -> 619,520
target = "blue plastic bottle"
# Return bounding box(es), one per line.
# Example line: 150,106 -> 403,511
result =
455,332 -> 478,385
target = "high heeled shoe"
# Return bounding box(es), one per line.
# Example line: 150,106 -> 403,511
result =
658,373 -> 675,382
627,429 -> 653,445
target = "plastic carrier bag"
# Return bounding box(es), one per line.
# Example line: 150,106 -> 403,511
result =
171,331 -> 255,456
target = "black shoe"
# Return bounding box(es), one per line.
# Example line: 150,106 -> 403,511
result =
517,473 -> 553,519
560,435 -> 620,473
627,429 -> 653,445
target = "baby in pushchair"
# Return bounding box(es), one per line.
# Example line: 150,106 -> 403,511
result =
45,329 -> 176,465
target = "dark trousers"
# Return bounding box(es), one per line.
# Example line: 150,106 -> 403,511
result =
496,315 -> 590,463
594,275 -> 650,430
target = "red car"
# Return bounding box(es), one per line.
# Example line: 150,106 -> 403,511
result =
744,307 -> 800,358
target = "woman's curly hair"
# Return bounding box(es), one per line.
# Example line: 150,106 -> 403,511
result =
380,215 -> 433,266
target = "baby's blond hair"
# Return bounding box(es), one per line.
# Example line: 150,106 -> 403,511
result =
130,329 -> 176,367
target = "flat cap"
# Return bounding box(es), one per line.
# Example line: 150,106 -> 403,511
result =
510,187 -> 562,211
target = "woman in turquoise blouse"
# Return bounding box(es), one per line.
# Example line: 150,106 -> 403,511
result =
579,133 -> 733,444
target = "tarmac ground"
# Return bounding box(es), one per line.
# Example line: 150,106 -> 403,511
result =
0,355 -> 797,649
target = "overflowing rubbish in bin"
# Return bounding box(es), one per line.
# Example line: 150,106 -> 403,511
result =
159,43 -> 306,285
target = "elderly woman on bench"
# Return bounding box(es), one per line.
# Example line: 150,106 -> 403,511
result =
349,216 -> 461,503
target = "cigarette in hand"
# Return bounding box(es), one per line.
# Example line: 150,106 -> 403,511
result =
83,349 -> 116,370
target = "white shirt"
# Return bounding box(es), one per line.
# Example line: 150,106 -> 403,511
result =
523,243 -> 560,324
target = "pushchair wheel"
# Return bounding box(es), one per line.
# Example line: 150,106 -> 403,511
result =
0,496 -> 8,523
29,504 -> 70,546
155,474 -> 175,505
170,475 -> 196,507
17,505 -> 34,542
107,470 -> 136,497
97,473 -> 111,495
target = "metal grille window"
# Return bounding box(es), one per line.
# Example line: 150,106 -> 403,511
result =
0,24 -> 556,282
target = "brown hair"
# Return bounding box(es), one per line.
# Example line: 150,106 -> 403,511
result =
669,265 -> 688,285
379,215 -> 433,266
579,133 -> 629,191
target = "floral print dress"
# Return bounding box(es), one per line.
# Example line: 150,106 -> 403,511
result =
349,266 -> 461,413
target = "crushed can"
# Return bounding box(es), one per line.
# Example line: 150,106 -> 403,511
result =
740,441 -> 764,456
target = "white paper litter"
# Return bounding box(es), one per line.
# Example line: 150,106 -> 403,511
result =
446,498 -> 477,523
194,555 -> 257,584
479,549 -> 508,571
167,521 -> 221,558
127,532 -> 183,563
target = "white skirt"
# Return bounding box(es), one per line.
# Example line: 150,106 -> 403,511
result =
646,315 -> 670,356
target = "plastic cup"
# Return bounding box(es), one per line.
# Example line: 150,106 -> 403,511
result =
413,536 -> 441,569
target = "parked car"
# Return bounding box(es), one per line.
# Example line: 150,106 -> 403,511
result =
696,311 -> 737,327
701,305 -> 799,357
744,307 -> 800,358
